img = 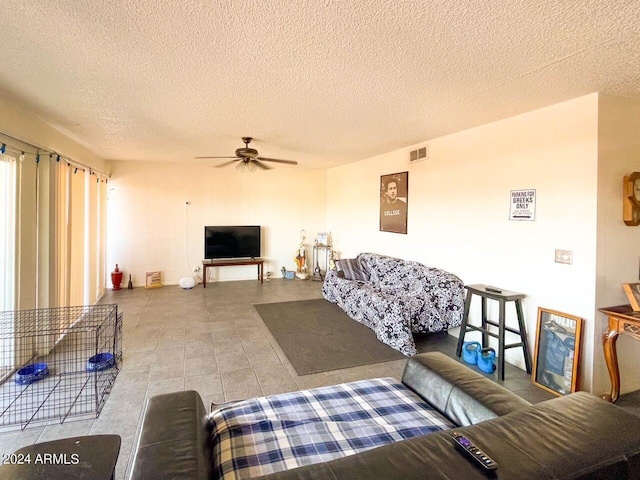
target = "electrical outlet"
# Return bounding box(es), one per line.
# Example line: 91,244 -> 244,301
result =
554,249 -> 573,265
193,266 -> 201,273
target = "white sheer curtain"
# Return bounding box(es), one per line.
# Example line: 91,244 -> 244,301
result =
0,133 -> 109,312
0,153 -> 17,379
0,153 -> 17,312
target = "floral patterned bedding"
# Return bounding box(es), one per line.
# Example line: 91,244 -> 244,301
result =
322,253 -> 465,356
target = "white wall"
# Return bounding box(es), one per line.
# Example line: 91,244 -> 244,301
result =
105,161 -> 327,286
328,94 -> 613,393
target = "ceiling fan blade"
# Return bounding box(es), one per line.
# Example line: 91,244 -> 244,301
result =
212,159 -> 241,168
252,160 -> 272,170
255,157 -> 298,165
195,155 -> 239,159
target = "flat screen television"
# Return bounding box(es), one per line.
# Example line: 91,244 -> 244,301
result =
204,226 -> 261,259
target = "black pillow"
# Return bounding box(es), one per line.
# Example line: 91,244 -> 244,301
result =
335,258 -> 368,281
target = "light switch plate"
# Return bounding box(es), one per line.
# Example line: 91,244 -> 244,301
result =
555,249 -> 573,265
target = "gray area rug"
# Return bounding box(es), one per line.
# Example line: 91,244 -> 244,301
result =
254,299 -> 405,375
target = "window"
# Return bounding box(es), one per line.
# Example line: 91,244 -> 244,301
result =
0,153 -> 16,381
0,153 -> 16,311
0,142 -> 107,311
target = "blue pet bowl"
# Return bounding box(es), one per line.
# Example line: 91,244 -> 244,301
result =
86,352 -> 115,372
15,363 -> 49,385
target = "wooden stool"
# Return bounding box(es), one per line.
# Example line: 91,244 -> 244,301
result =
455,284 -> 532,380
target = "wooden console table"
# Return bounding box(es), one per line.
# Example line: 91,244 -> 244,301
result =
599,304 -> 640,403
202,258 -> 264,287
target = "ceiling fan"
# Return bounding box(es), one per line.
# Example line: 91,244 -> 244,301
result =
196,137 -> 298,172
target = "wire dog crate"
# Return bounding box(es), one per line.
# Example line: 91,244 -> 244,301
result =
0,304 -> 122,430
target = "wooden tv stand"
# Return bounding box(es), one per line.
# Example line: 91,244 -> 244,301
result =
202,258 -> 264,287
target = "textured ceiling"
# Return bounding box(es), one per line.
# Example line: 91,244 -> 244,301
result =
1,1 -> 639,168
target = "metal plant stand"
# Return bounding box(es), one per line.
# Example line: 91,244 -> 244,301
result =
312,244 -> 332,281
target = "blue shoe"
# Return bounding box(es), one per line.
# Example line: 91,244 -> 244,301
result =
478,348 -> 497,374
462,341 -> 482,365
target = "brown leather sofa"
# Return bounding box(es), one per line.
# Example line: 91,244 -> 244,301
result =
128,352 -> 640,479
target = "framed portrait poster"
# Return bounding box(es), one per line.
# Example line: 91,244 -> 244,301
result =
379,171 -> 408,234
623,283 -> 640,311
532,308 -> 583,396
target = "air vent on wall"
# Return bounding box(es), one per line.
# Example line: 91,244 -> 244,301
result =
409,145 -> 428,163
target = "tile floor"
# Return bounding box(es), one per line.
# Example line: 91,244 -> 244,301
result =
0,278 -> 637,479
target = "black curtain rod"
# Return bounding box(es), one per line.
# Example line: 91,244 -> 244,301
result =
0,130 -> 110,179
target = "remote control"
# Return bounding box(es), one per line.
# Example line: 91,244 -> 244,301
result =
485,287 -> 502,293
451,432 -> 498,470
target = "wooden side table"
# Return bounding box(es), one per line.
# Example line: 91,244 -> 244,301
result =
599,304 -> 640,403
0,434 -> 120,480
455,284 -> 532,380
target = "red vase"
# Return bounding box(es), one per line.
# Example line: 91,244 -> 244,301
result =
111,264 -> 123,291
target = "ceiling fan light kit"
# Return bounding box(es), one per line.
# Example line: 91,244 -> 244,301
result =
236,160 -> 257,173
196,137 -> 298,173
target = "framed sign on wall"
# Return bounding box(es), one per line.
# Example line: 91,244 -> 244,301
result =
532,308 -> 583,396
509,189 -> 536,221
379,172 -> 408,234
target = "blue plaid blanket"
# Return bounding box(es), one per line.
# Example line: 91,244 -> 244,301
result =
208,377 -> 454,479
